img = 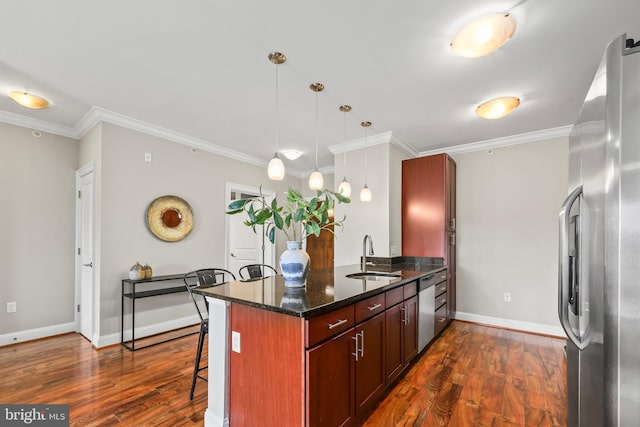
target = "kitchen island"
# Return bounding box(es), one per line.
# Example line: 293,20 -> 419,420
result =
194,263 -> 446,427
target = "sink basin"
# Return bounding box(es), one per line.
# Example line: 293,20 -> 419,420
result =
346,272 -> 402,281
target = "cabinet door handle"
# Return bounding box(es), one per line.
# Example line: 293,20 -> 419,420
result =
439,285 -> 446,292
400,306 -> 407,325
440,298 -> 447,304
352,334 -> 359,362
328,319 -> 347,330
450,233 -> 456,246
405,306 -> 410,325
359,331 -> 365,358
367,303 -> 382,311
438,318 -> 447,323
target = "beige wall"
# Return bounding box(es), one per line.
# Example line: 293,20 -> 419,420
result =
96,123 -> 300,340
452,137 -> 569,328
334,142 -> 410,265
0,123 -> 78,335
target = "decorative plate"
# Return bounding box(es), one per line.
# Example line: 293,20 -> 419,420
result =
146,195 -> 194,242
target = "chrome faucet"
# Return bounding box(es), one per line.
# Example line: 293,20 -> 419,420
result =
362,234 -> 374,272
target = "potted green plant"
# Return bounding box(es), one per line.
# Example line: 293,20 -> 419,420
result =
226,187 -> 350,286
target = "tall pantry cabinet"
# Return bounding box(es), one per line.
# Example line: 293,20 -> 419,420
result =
402,153 -> 456,325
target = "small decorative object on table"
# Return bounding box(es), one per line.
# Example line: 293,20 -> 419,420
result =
129,262 -> 145,281
142,263 -> 153,279
226,187 -> 350,287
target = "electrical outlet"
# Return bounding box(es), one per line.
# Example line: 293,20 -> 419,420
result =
504,293 -> 511,303
232,331 -> 241,353
7,301 -> 16,313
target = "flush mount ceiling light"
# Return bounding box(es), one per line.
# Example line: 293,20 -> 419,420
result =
337,105 -> 352,198
451,13 -> 516,58
476,96 -> 520,119
281,149 -> 302,160
308,82 -> 325,191
267,52 -> 286,181
8,90 -> 50,109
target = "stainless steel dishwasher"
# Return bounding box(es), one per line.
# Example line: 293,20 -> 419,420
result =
418,273 -> 436,352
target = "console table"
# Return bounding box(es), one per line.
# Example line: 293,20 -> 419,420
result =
121,273 -> 196,351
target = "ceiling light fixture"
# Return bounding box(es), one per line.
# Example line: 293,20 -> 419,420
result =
9,90 -> 50,109
360,121 -> 372,202
308,82 -> 325,190
451,13 -> 516,58
267,52 -> 286,181
337,105 -> 352,198
476,96 -> 520,119
281,149 -> 302,160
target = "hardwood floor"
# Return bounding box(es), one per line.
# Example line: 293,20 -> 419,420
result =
363,321 -> 567,427
0,321 -> 566,426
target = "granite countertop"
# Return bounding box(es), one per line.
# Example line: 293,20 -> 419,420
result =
193,263 -> 446,318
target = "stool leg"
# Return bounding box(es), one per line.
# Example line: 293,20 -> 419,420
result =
190,322 -> 207,400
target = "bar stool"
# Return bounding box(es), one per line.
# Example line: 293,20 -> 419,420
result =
183,268 -> 236,400
238,264 -> 278,280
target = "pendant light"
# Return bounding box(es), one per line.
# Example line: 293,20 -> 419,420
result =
337,105 -> 352,197
267,52 -> 286,181
308,82 -> 325,190
360,121 -> 372,202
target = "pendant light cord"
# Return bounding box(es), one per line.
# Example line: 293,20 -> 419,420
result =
275,64 -> 279,153
364,126 -> 368,184
314,90 -> 319,169
343,111 -> 347,173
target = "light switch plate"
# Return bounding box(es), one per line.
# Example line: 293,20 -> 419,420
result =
7,301 -> 16,313
231,331 -> 241,353
144,152 -> 152,162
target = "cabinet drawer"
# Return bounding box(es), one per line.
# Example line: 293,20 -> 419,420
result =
435,292 -> 447,310
434,281 -> 447,297
403,282 -> 417,299
355,293 -> 386,324
386,287 -> 404,307
434,304 -> 448,335
306,305 -> 355,348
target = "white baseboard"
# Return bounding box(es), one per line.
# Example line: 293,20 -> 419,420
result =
0,321 -> 76,347
95,314 -> 200,348
454,311 -> 566,338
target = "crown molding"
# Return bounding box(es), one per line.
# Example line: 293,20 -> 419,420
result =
328,130 -> 419,158
0,110 -> 78,139
75,107 -> 272,168
419,125 -> 572,157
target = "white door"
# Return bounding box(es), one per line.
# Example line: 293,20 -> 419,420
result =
76,166 -> 94,341
225,183 -> 275,276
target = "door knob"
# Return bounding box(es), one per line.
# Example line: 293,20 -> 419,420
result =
230,253 -> 236,257
82,262 -> 93,268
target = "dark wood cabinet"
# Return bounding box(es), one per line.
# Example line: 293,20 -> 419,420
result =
307,328 -> 356,427
384,287 -> 418,385
402,153 -> 457,324
354,312 -> 385,413
402,295 -> 418,365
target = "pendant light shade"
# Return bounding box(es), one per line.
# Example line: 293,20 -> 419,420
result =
309,82 -> 325,190
360,121 -> 372,202
267,153 -> 285,180
309,170 -> 324,190
267,52 -> 286,181
360,184 -> 372,202
338,177 -> 352,197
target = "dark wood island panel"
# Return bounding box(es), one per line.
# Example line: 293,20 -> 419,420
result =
229,303 -> 306,427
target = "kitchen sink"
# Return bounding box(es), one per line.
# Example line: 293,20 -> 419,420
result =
346,272 -> 402,281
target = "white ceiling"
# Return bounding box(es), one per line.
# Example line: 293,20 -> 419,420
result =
1,1 -> 639,176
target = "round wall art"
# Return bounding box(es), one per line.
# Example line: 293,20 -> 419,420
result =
146,195 -> 194,242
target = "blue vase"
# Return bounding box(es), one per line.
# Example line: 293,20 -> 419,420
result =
279,241 -> 310,287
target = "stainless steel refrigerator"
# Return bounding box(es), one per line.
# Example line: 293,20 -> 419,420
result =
559,33 -> 640,427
